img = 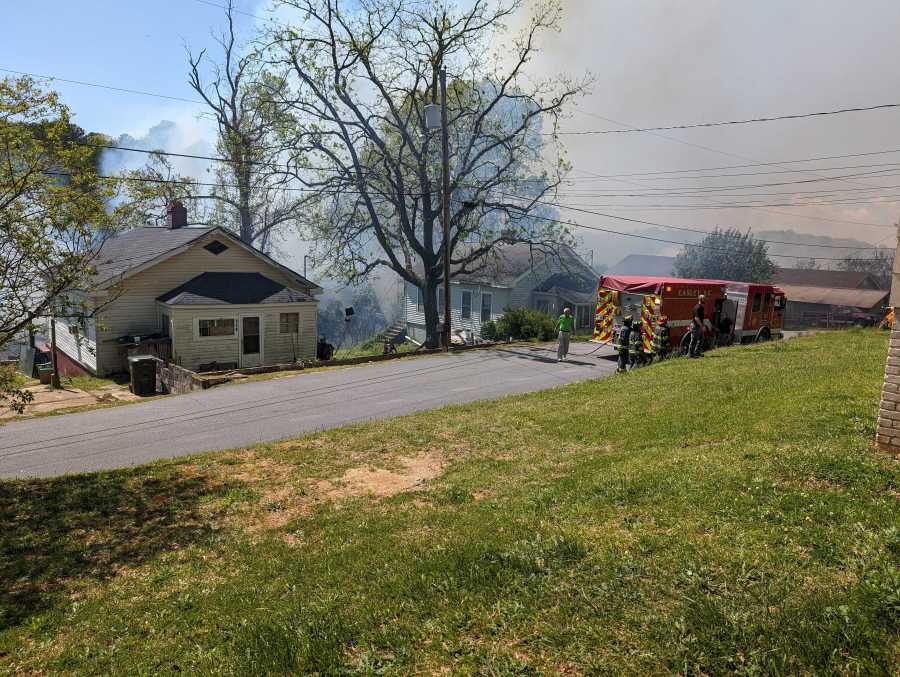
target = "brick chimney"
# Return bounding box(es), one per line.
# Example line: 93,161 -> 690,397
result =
166,200 -> 188,229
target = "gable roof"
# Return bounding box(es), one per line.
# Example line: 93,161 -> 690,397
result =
92,226 -> 215,284
773,267 -> 883,290
157,272 -> 315,306
778,284 -> 888,310
608,254 -> 675,276
90,226 -> 321,292
452,243 -> 596,288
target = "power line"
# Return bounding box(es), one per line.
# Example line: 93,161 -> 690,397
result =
0,67 -> 204,105
503,206 -> 886,262
555,147 -> 900,179
528,198 -> 893,249
553,102 -> 900,136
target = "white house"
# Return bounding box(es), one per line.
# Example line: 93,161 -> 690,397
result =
53,202 -> 322,376
404,243 -> 597,342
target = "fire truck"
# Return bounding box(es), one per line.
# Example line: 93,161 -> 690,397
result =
592,275 -> 785,355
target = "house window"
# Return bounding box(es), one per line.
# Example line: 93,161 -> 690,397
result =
461,290 -> 472,319
198,318 -> 236,337
204,240 -> 229,255
279,312 -> 299,334
437,286 -> 444,314
414,285 -> 423,313
577,305 -> 592,330
481,293 -> 493,322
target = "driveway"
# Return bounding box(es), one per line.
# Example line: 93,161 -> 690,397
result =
0,344 -> 618,478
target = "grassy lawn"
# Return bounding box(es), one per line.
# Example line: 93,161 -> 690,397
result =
1,330 -> 897,674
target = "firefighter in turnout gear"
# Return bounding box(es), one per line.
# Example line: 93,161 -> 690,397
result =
652,315 -> 671,362
628,317 -> 644,370
616,315 -> 633,373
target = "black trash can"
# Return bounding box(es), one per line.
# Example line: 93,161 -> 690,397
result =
128,355 -> 157,396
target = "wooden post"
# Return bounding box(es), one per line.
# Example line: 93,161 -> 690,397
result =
49,311 -> 61,389
875,221 -> 900,452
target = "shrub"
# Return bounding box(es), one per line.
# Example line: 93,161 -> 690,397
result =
495,307 -> 557,341
480,320 -> 498,341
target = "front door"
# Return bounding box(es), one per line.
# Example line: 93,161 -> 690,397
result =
240,315 -> 263,368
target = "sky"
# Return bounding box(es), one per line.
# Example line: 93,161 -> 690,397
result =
4,0 -> 900,270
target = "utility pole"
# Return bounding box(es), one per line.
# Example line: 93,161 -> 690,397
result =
439,66 -> 452,351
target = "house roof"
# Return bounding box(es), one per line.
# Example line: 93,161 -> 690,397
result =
92,226 -> 215,284
452,243 -> 595,288
608,254 -> 675,276
91,226 -> 321,291
539,285 -> 597,305
778,284 -> 888,310
773,267 -> 882,289
157,272 -> 315,306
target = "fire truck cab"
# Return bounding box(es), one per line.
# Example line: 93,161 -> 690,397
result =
720,282 -> 785,344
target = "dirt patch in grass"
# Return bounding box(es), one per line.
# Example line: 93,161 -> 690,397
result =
318,450 -> 445,500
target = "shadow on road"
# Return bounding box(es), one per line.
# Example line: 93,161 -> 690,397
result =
0,466 -> 239,632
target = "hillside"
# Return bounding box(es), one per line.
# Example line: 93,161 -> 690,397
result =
1,331 -> 898,674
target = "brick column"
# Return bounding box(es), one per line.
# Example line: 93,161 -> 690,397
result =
876,225 -> 900,453
876,317 -> 900,452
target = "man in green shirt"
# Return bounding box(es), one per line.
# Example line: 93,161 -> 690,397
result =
556,307 -> 575,361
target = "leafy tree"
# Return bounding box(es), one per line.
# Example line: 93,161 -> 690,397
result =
267,0 -> 588,346
673,228 -> 776,282
1,76 -> 114,410
837,248 -> 894,289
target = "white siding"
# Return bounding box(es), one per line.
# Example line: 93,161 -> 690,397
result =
94,231 -> 315,375
404,281 -> 509,339
168,302 -> 316,371
53,316 -> 98,372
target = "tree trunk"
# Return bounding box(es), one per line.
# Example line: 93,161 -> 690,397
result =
422,279 -> 440,348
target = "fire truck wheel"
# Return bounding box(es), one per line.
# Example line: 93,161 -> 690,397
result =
755,327 -> 772,343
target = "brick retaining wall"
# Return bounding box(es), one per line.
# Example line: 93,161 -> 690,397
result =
876,314 -> 900,453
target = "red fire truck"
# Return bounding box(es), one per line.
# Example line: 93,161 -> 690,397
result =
592,275 -> 785,355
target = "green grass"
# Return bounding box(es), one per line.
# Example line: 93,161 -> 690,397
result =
61,373 -> 125,392
1,330 -> 898,674
334,338 -> 416,360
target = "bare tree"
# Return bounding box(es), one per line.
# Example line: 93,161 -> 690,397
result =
267,0 -> 588,345
120,2 -> 309,253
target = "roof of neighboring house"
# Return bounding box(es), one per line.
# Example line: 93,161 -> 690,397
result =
157,272 -> 315,306
779,284 -> 888,309
92,226 -> 216,284
773,267 -> 882,289
451,243 -> 595,288
539,286 -> 597,305
608,254 -> 676,276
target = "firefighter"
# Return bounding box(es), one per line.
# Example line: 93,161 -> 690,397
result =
689,294 -> 706,358
628,317 -> 644,370
615,315 -> 633,373
652,315 -> 671,362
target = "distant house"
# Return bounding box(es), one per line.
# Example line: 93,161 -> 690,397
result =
772,268 -> 889,328
53,202 -> 321,376
404,244 -> 597,342
608,254 -> 676,276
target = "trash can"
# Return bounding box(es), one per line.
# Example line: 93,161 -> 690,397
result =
128,355 -> 157,396
37,363 -> 53,385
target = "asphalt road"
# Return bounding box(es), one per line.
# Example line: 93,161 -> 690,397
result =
0,344 -> 618,479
